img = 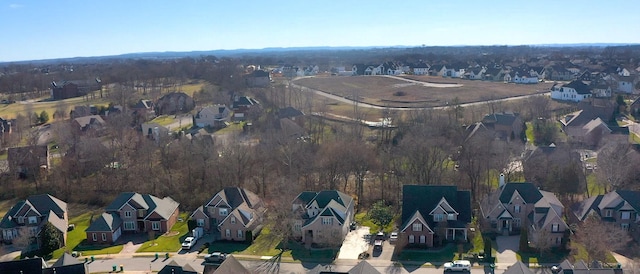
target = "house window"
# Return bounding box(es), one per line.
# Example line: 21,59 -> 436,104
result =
225,229 -> 230,238
434,214 -> 444,222
237,230 -> 243,239
606,210 -> 613,217
552,224 -> 559,232
28,216 -> 37,224
124,211 -> 132,218
124,221 -> 135,230
152,221 -> 160,231
101,233 -> 107,241
196,219 -> 205,227
294,223 -> 301,232
420,235 -> 426,244
513,218 -> 521,228
447,214 -> 456,220
322,218 -> 333,225
412,223 -> 422,232
92,233 -> 97,241
408,235 -> 415,244
622,223 -> 630,231
219,208 -> 228,216
621,212 -> 631,220
556,237 -> 561,244
17,217 -> 24,224
231,216 -> 236,224
514,205 -> 521,213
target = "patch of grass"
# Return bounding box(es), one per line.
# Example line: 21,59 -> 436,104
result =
587,173 -> 605,196
176,82 -> 205,97
396,244 -> 458,262
286,241 -> 337,262
517,248 -> 568,264
354,212 -> 396,234
525,122 -> 535,143
135,214 -> 189,253
570,242 -> 617,265
53,206 -> 121,259
0,92 -> 109,120
630,133 -> 640,144
208,241 -> 250,254
150,115 -> 176,127
239,227 -> 285,257
215,121 -> 244,134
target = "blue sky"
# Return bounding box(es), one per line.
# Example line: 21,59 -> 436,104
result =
1,0 -> 638,62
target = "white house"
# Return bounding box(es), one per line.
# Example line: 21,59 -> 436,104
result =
513,74 -> 538,84
194,104 -> 232,128
616,76 -> 636,94
412,63 -> 430,75
551,80 -> 593,102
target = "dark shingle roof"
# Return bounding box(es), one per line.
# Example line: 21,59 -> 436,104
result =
0,258 -> 47,274
401,185 -> 471,230
158,260 -> 198,274
563,80 -> 592,95
615,190 -> 640,212
499,182 -> 543,204
85,212 -> 121,232
482,112 -> 519,126
105,192 -> 179,221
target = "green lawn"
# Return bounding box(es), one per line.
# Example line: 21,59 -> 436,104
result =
208,226 -> 337,262
52,210 -> 123,259
150,115 -> 176,126
570,242 -> 617,265
586,173 -> 605,197
354,212 -> 396,234
517,248 -> 568,264
631,133 -> 640,144
525,122 -> 535,143
395,244 -> 459,263
135,214 -> 189,253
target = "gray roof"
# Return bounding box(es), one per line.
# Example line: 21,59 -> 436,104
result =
105,192 -> 179,221
0,258 -> 47,274
52,253 -> 82,267
213,255 -> 251,274
0,194 -> 67,229
563,80 -> 592,95
499,183 -> 543,204
401,185 -> 471,230
504,261 -> 535,274
85,212 -> 122,232
158,259 -> 198,274
348,260 -> 380,274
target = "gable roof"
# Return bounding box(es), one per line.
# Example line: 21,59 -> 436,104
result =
158,260 -> 198,274
0,258 -> 47,274
85,212 -> 122,232
401,185 -> 471,230
0,194 -> 67,229
294,190 -> 354,227
498,183 -> 543,204
503,261 -> 535,274
482,112 -> 520,127
105,192 -> 179,220
348,260 -> 381,274
563,80 -> 592,95
52,253 -> 82,267
213,255 -> 251,274
277,106 -> 304,119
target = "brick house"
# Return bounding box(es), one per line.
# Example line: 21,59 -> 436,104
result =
291,190 -> 354,247
573,190 -> 640,235
189,187 -> 266,242
86,192 -> 180,244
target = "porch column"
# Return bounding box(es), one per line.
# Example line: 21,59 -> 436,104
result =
464,229 -> 467,240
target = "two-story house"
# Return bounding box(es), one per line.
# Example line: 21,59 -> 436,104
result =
85,192 -> 180,244
194,105 -> 232,128
481,112 -> 524,141
551,80 -> 593,102
480,179 -> 568,247
7,145 -> 50,179
0,194 -> 68,251
573,190 -> 640,234
189,187 -> 266,242
291,190 -> 354,247
400,185 -> 471,248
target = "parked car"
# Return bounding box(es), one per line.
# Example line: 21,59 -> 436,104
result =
389,232 -> 398,242
373,239 -> 383,252
204,251 -> 227,263
375,231 -> 385,240
181,237 -> 196,250
443,260 -> 471,272
349,222 -> 357,231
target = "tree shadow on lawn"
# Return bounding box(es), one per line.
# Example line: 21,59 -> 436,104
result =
207,240 -> 250,254
392,244 -> 457,273
280,241 -> 338,264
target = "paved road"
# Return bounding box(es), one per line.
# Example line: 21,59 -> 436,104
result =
291,77 -> 550,111
164,114 -> 193,131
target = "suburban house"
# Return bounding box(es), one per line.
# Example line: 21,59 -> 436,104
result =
70,105 -> 98,118
141,122 -> 170,141
203,255 -> 252,274
86,192 -> 180,244
7,145 -> 50,179
291,190 -> 354,247
464,67 -> 485,80
190,187 -> 266,242
615,75 -> 637,94
72,115 -> 106,133
513,72 -> 539,84
480,179 -> 568,247
131,99 -> 156,121
400,185 -> 471,248
548,65 -> 574,81
0,194 -> 68,250
50,79 -> 102,100
444,65 -> 465,78
560,98 -> 619,146
481,112 -> 524,141
411,62 -> 430,75
231,95 -> 260,121
158,259 -> 198,274
573,190 -> 640,234
429,64 -> 447,76
155,92 -> 195,115
590,81 -> 613,98
245,69 -> 271,87
194,104 -> 232,128
550,80 -> 593,102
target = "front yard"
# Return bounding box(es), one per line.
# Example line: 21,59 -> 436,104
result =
135,213 -> 190,253
207,226 -> 337,262
52,208 -> 124,259
354,212 -> 396,234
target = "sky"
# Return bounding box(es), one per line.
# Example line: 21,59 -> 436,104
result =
1,0 -> 639,62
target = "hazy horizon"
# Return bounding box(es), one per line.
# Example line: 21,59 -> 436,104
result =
2,0 -> 639,62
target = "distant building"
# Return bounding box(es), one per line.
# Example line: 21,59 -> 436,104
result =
50,79 -> 102,100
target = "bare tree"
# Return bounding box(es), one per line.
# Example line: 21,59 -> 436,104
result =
571,215 -> 631,263
596,142 -> 637,192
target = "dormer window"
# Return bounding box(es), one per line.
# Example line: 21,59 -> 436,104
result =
28,216 -> 37,224
605,210 -> 613,217
447,214 -> 456,220
219,208 -> 228,216
434,214 -> 444,222
231,216 -> 236,224
514,205 -> 521,213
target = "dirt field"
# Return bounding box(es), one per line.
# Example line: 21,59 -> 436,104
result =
294,75 -> 553,108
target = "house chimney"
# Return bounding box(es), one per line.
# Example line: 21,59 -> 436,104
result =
499,173 -> 505,188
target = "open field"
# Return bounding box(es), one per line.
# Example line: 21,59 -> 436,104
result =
294,75 -> 553,108
0,93 -> 110,120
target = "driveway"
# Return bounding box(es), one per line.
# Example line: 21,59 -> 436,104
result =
495,236 -> 519,266
370,239 -> 394,261
337,226 -> 370,259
